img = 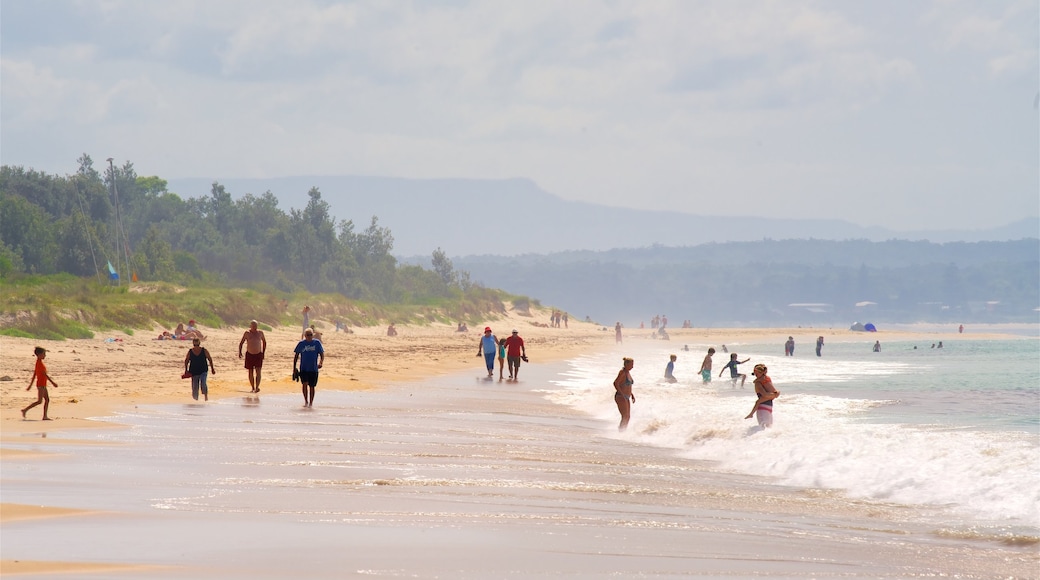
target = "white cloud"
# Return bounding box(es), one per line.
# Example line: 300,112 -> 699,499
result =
1,0 -> 1036,230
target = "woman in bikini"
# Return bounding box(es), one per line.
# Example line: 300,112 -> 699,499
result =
613,357 -> 635,431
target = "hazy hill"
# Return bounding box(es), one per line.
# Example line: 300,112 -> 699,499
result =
166,176 -> 1039,258
442,240 -> 1040,327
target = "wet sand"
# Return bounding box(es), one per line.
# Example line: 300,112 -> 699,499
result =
2,317 -> 1032,578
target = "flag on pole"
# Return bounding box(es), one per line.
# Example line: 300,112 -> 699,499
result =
107,261 -> 119,280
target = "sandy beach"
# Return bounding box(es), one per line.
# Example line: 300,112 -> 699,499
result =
2,314 -> 1035,578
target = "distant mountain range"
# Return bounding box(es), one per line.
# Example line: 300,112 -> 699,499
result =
167,176 -> 1039,258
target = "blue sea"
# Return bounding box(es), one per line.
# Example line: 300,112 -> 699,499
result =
548,337 -> 1040,537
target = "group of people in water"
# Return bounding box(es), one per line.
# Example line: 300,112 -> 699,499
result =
613,350 -> 779,433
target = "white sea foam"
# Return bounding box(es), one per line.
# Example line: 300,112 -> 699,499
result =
548,345 -> 1040,529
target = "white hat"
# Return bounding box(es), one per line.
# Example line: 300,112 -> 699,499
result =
512,329 -> 518,333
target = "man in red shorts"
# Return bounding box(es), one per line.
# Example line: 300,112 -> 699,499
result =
238,320 -> 267,393
504,329 -> 527,380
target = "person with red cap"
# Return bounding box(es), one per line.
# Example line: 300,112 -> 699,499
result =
476,327 -> 498,377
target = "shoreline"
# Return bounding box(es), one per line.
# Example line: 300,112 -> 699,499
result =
3,319 -> 1025,434
1,318 -> 1034,577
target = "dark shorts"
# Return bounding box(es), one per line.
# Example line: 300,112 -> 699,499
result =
244,351 -> 264,370
507,355 -> 522,366
299,371 -> 319,387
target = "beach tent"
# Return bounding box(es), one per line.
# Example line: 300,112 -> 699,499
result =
849,322 -> 866,331
864,323 -> 877,332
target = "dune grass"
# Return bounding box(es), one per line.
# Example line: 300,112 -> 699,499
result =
0,274 -> 532,340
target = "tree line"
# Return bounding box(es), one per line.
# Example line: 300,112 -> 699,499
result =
0,155 -> 482,306
451,240 -> 1040,325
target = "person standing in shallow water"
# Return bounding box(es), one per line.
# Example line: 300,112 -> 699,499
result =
294,328 -> 324,407
745,364 -> 779,428
613,357 -> 635,431
699,348 -> 715,383
664,354 -> 677,383
239,320 -> 267,393
184,338 -> 215,401
816,336 -> 824,357
476,327 -> 498,378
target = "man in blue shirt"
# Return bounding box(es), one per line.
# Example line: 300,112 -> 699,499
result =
293,328 -> 325,407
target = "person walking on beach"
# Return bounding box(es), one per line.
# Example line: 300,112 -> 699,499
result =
719,353 -> 751,388
497,337 -> 507,380
664,354 -> 677,383
785,336 -> 795,356
745,364 -> 779,428
21,346 -> 58,420
613,357 -> 635,431
184,337 -> 215,401
301,305 -> 311,339
505,329 -> 527,380
239,320 -> 267,393
699,348 -> 715,383
294,328 -> 325,407
476,327 -> 498,378
615,322 -> 623,344
816,336 -> 824,357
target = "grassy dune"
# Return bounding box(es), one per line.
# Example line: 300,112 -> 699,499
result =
0,274 -> 526,340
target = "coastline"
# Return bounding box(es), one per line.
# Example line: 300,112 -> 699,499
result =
1,317 -> 1033,577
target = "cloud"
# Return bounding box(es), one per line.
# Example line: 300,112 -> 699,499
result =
1,0 -> 1036,231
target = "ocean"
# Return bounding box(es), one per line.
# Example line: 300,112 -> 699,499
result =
549,337 -> 1040,539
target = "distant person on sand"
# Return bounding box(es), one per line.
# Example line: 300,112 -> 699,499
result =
21,346 -> 58,420
785,336 -> 795,356
959,324 -> 964,334
505,329 -> 527,380
186,320 -> 205,340
816,336 -> 824,357
664,354 -> 677,383
476,327 -> 498,378
745,364 -> 779,428
700,348 -> 715,383
184,337 -> 215,401
386,323 -> 397,336
301,305 -> 311,339
497,337 -> 507,379
238,320 -> 267,393
294,328 -> 324,407
720,353 -> 750,388
613,357 -> 635,431
873,340 -> 881,352
615,322 -> 623,344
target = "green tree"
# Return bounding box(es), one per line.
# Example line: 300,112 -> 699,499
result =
136,226 -> 177,281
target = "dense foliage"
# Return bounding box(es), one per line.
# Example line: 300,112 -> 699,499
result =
0,156 -> 479,305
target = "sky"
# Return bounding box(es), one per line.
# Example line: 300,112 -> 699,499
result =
2,0 -> 1037,232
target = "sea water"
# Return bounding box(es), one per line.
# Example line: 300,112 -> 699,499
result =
548,337 -> 1040,537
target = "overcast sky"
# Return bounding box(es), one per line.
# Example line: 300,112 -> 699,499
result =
2,0 -> 1037,231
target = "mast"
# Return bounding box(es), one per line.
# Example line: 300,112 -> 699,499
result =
107,157 -> 132,286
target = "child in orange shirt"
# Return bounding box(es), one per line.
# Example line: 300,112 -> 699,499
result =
22,346 -> 58,420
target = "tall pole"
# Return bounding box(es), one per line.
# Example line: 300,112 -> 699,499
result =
107,157 -> 129,287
